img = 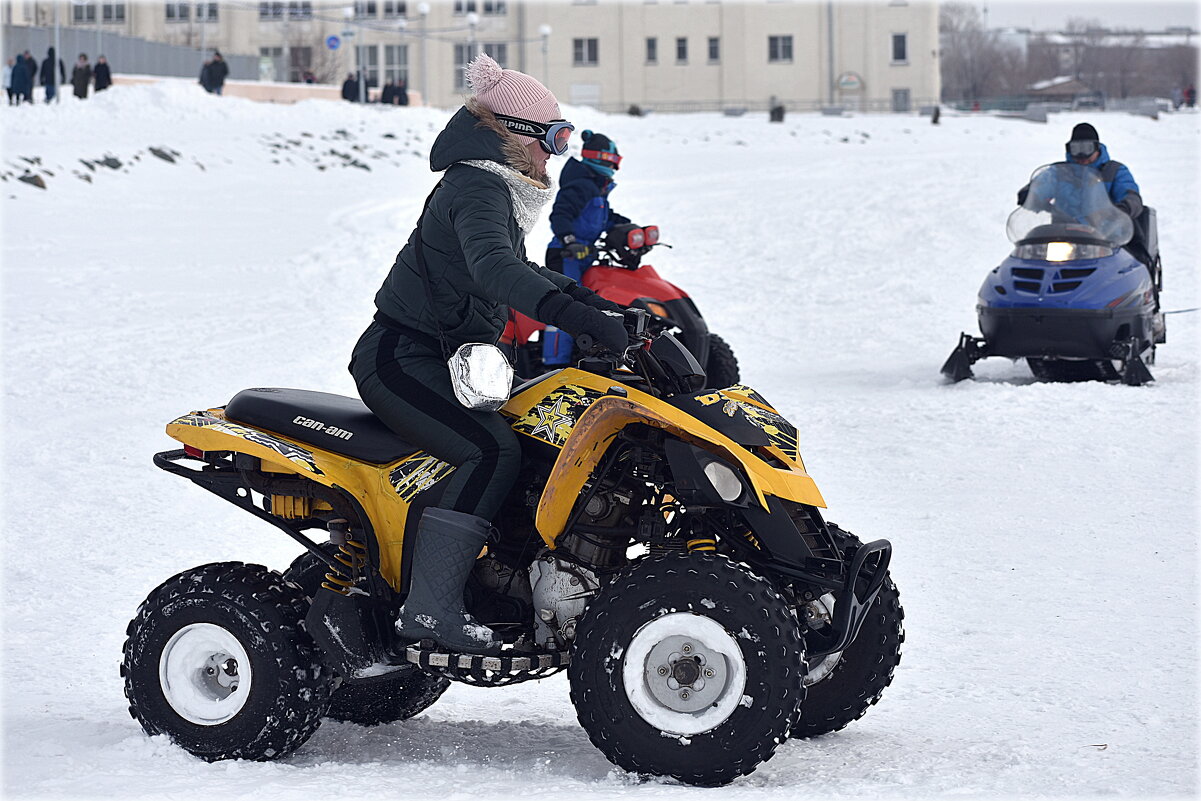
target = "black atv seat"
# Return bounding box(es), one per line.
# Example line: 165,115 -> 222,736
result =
224,388 -> 420,465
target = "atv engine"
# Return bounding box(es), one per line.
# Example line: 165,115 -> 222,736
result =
528,555 -> 600,649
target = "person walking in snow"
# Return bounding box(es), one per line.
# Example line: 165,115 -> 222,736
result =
207,51 -> 228,96
71,53 -> 92,99
341,72 -> 358,102
40,46 -> 65,103
93,55 -> 112,92
3,58 -> 14,105
11,53 -> 33,104
22,50 -> 37,86
541,130 -> 631,365
347,53 -> 625,656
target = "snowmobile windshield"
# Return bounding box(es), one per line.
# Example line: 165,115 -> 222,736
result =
1006,163 -> 1134,247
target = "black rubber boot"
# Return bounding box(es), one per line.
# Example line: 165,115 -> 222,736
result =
395,507 -> 502,655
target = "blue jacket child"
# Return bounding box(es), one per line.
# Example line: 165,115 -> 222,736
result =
543,130 -> 631,365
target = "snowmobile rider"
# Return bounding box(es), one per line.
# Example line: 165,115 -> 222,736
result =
542,130 -> 632,366
1016,122 -> 1152,267
349,54 -> 627,656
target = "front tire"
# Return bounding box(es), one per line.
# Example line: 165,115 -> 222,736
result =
569,552 -> 804,787
705,333 -> 740,388
282,546 -> 449,725
792,528 -> 904,739
120,562 -> 334,761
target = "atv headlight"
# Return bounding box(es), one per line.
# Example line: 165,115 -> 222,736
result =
702,460 -> 743,502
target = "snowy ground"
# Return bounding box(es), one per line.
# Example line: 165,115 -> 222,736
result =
2,80 -> 1198,799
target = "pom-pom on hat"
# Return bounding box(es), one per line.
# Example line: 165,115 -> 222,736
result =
465,53 -> 560,125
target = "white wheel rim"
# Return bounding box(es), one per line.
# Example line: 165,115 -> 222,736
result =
622,612 -> 747,736
158,623 -> 252,726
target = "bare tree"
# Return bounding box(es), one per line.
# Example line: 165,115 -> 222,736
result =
940,2 -> 1022,104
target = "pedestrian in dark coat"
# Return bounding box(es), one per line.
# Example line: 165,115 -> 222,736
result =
397,78 -> 409,106
11,54 -> 34,103
93,56 -> 112,91
208,52 -> 228,95
347,53 -> 624,657
341,72 -> 358,102
380,78 -> 395,104
1187,84 -> 1197,108
71,53 -> 91,99
199,59 -> 212,92
40,47 -> 65,102
22,50 -> 37,85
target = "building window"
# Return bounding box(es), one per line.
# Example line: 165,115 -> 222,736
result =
196,3 -> 218,21
707,36 -> 719,62
482,42 -> 507,67
454,43 -> 479,89
165,3 -> 188,22
482,0 -> 506,14
675,37 -> 687,63
891,88 -> 911,112
383,1 -> 406,17
289,47 -> 312,81
385,44 -> 409,84
288,2 -> 311,19
645,37 -> 657,64
453,0 -> 477,14
355,1 -> 377,18
74,4 -> 97,22
573,38 -> 599,66
355,45 -> 380,86
259,2 -> 282,19
102,3 -> 126,22
768,34 -> 793,63
891,33 -> 907,63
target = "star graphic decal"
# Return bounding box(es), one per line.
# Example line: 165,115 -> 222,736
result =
529,398 -> 575,444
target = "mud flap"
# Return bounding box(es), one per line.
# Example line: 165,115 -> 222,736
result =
941,332 -> 988,382
306,586 -> 375,678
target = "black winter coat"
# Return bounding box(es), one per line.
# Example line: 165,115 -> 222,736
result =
372,104 -> 573,349
94,62 -> 112,91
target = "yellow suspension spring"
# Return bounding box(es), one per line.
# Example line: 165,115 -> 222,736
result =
687,537 -> 717,552
321,538 -> 369,595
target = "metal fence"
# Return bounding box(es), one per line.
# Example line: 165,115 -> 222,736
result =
597,97 -> 941,116
2,24 -> 257,81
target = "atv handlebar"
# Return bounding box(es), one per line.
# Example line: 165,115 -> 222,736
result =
575,308 -> 660,361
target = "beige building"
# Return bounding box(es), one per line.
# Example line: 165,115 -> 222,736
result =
5,1 -> 939,112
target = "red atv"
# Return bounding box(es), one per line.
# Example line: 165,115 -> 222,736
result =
505,224 -> 741,387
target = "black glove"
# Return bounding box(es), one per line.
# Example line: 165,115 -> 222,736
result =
561,234 -> 592,261
538,292 -> 627,354
1016,185 -> 1029,206
566,282 -> 625,315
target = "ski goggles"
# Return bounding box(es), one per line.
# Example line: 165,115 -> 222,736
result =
582,149 -> 622,169
1067,139 -> 1099,159
494,114 -> 575,155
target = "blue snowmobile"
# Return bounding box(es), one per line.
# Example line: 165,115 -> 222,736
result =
942,162 -> 1164,385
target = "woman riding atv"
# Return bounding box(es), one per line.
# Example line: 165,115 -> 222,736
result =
348,54 -> 628,655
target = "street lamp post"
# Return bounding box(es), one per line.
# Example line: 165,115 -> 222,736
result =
418,2 -> 429,107
466,10 -> 479,59
538,23 -> 552,85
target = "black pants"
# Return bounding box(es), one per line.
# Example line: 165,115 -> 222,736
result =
350,320 -> 521,521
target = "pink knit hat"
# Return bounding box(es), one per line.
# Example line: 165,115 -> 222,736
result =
465,53 -> 560,124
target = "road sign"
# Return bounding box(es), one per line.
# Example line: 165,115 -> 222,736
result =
326,35 -> 340,51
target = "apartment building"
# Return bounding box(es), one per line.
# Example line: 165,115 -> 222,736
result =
4,1 -> 939,112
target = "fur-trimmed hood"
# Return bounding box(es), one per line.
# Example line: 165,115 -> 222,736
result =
429,98 -> 543,182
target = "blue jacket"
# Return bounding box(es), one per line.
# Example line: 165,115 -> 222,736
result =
548,157 -> 630,250
1063,143 -> 1140,208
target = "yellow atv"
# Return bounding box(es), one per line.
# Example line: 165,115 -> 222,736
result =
121,311 -> 903,787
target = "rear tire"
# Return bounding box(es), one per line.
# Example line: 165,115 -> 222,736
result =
120,562 -> 333,761
282,546 -> 449,725
569,552 -> 804,787
706,333 -> 741,388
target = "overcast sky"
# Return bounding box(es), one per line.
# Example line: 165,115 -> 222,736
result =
980,0 -> 1200,31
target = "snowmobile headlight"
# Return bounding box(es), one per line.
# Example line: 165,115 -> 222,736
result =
702,460 -> 744,502
1045,242 -> 1075,262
